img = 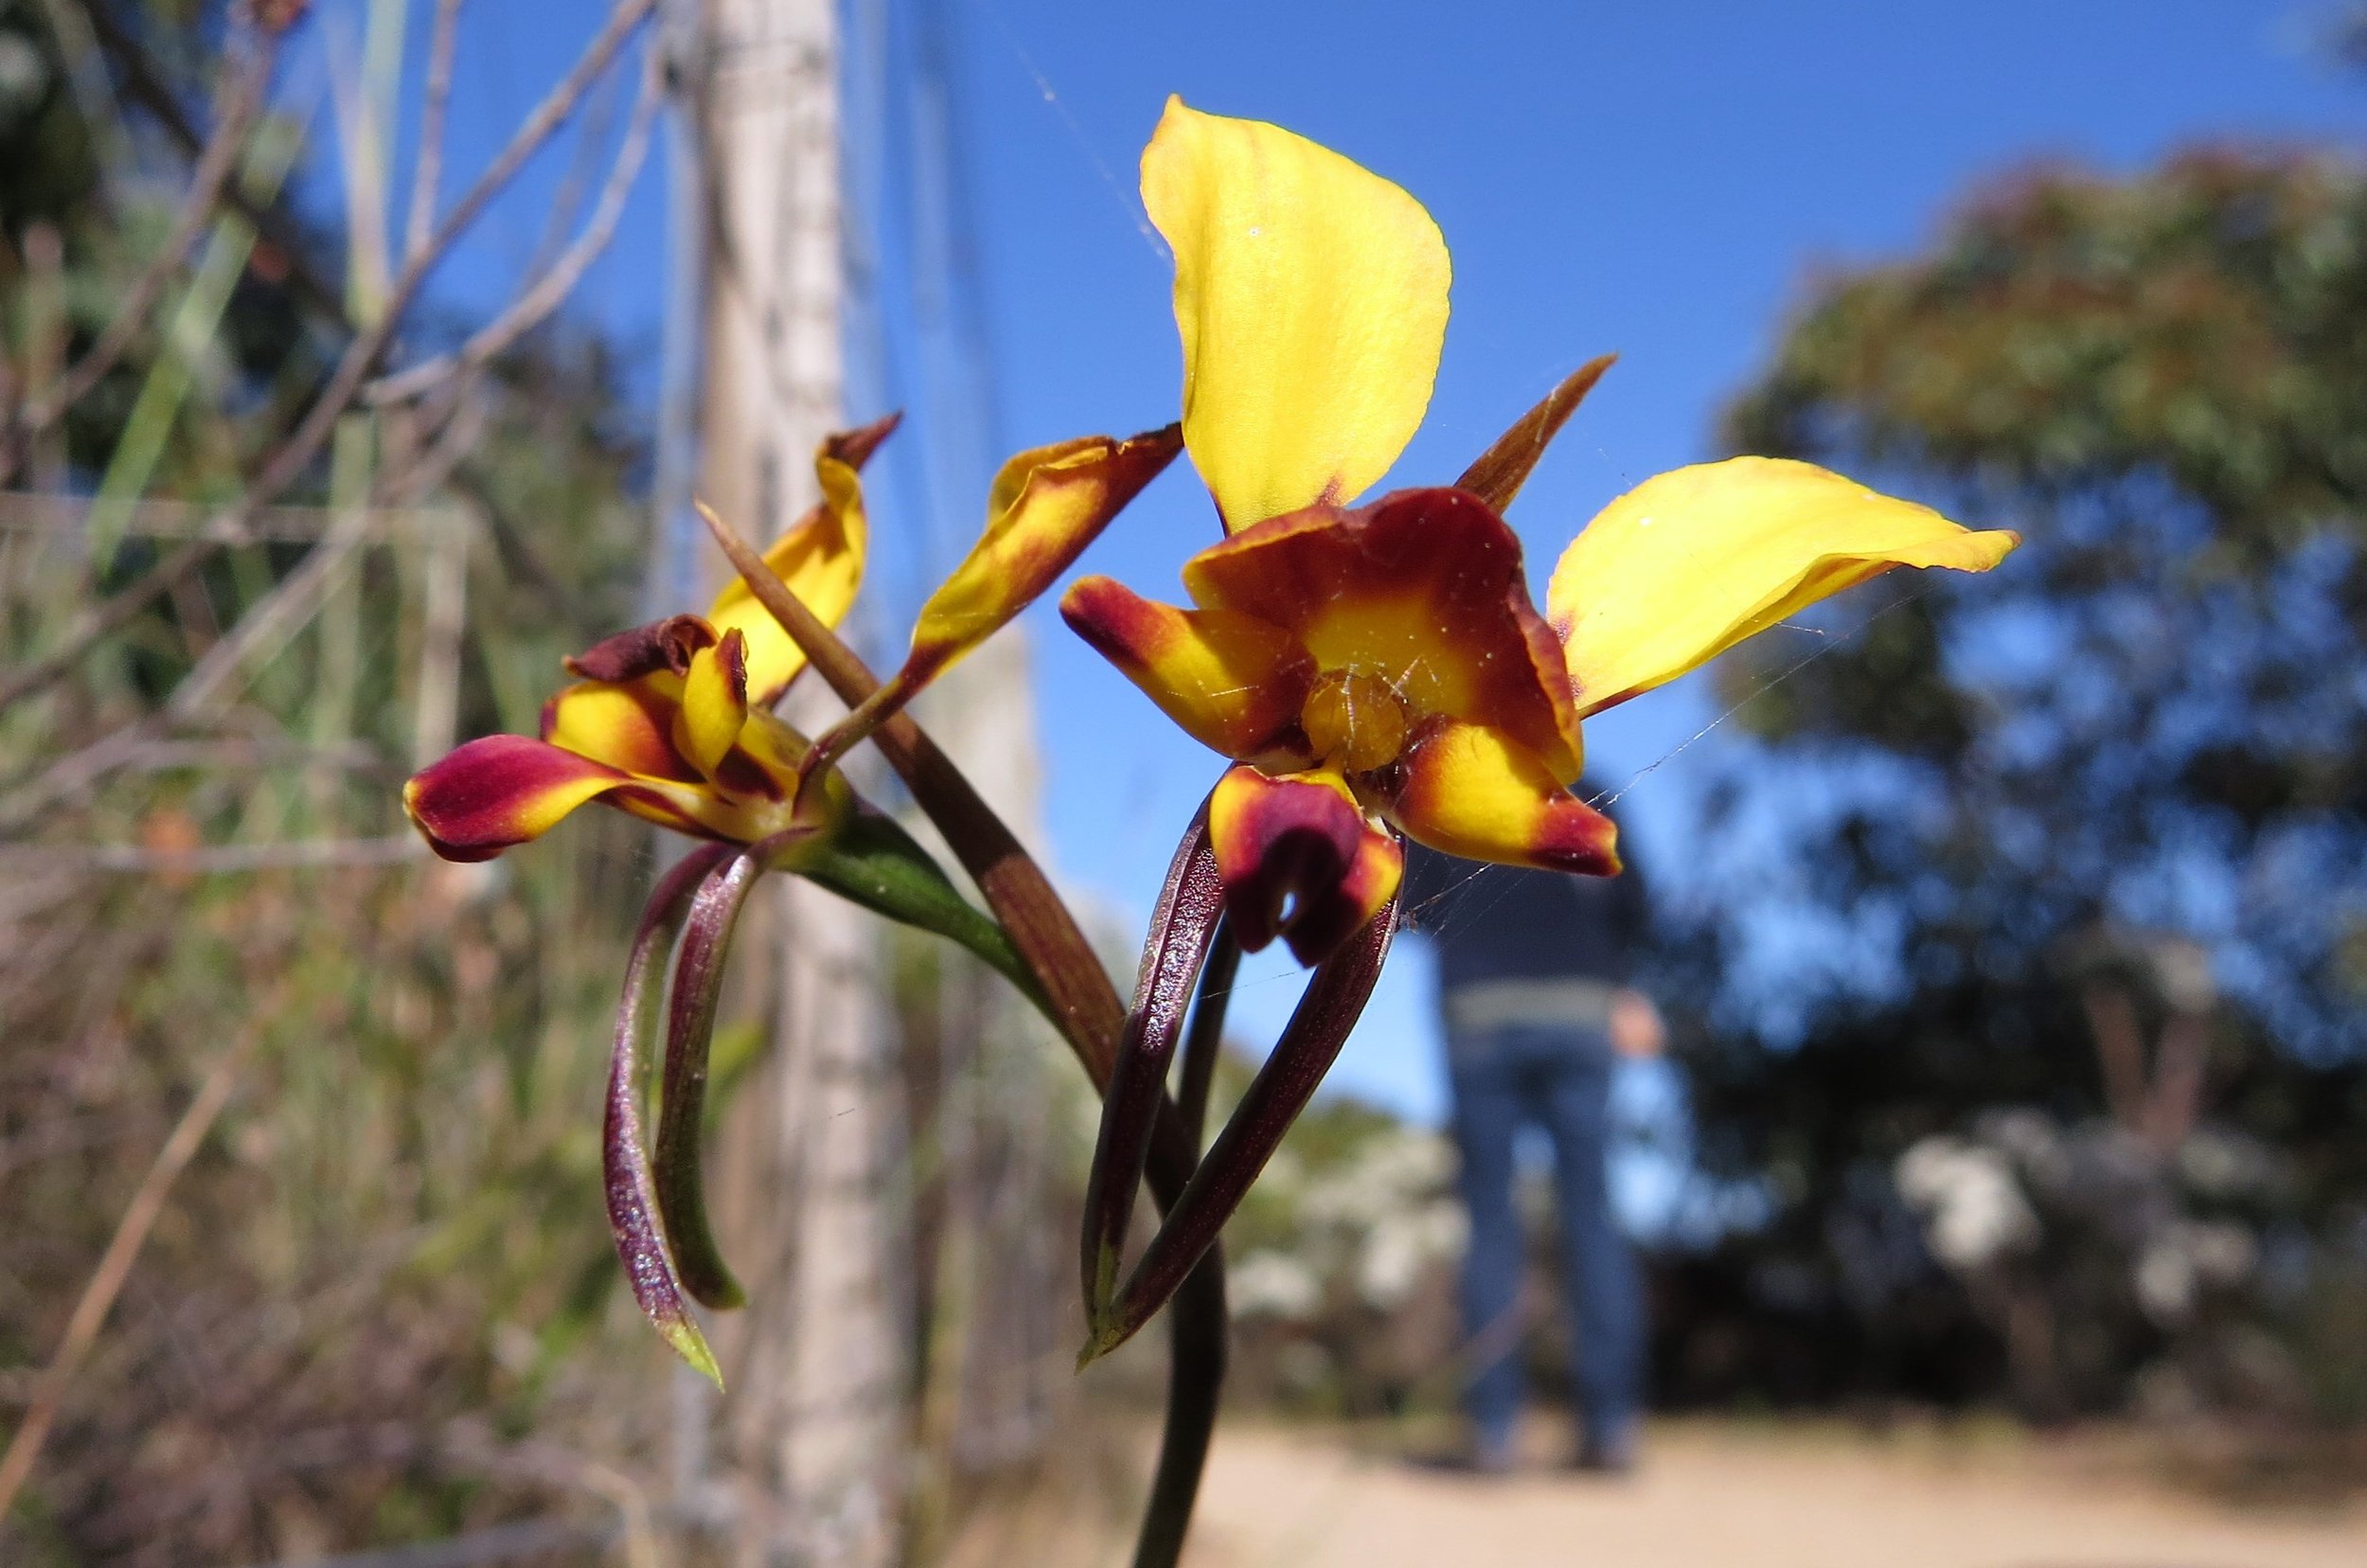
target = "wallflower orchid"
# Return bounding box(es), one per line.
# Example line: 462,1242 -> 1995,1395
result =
1066,98 -> 2021,1360
402,414 -> 1181,1381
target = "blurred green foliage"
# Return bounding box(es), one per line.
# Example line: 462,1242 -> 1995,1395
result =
1670,144 -> 2367,1424
1,2 -> 686,1559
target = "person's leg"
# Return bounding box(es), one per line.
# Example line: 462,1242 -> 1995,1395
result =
1538,1025 -> 1645,1467
1446,1028 -> 1525,1465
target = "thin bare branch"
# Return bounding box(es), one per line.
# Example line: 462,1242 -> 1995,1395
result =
0,491 -> 443,544
379,388 -> 490,506
15,32 -> 282,435
414,0 -> 657,275
168,504 -> 373,719
0,714 -> 168,833
402,0 -> 466,263
82,2 -> 348,327
0,835 -> 422,876
0,992 -> 279,1516
0,0 -> 658,721
367,35 -> 664,405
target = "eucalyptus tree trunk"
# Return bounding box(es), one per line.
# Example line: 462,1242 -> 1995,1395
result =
689,1 -> 910,1559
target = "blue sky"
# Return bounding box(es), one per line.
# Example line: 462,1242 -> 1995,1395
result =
318,0 -> 2367,1124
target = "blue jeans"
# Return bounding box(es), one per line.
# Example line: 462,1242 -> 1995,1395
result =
1447,1021 -> 1643,1453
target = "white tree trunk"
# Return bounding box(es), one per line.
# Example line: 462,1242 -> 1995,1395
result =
693,2 -> 908,1560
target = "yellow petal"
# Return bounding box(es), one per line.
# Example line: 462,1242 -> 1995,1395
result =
1379,721 -> 1619,876
706,427 -> 881,706
673,631 -> 750,781
792,428 -> 1184,786
404,735 -> 719,861
1060,576 -> 1316,767
902,427 -> 1182,680
1547,458 -> 2020,717
543,676 -> 697,782
1143,97 -> 1450,530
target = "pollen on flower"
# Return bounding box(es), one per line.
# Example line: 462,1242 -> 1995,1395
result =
1301,668 -> 1412,773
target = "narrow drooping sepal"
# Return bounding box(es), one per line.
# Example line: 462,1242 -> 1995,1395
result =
1381,721 -> 1621,876
403,733 -> 703,860
1453,353 -> 1615,514
653,847 -> 772,1311
1207,765 -> 1401,966
801,425 -> 1185,792
605,844 -> 736,1385
1080,801 -> 1224,1319
703,412 -> 899,707
1082,892 -> 1398,1363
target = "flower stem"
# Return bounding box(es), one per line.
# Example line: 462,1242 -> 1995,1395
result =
703,498 -> 1224,1568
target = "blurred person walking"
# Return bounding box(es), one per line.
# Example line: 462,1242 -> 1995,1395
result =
1404,821 -> 1662,1475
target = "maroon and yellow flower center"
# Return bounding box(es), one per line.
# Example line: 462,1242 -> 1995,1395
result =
1299,668 -> 1412,775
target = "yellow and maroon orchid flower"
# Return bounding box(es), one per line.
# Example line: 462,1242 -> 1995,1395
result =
1062,98 -> 2020,966
1067,98 -> 2021,1361
400,406 -> 1181,1382
403,419 -> 898,866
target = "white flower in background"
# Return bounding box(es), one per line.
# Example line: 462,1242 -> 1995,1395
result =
2136,1219 -> 2258,1325
1230,1249 -> 1324,1322
2177,1128 -> 2281,1202
1895,1135 -> 2039,1271
1357,1202 -> 1468,1310
1299,1129 -> 1454,1231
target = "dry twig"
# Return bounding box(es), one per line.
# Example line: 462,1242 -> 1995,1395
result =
402,0 -> 466,265
9,32 -> 282,445
0,991 -> 282,1516
365,35 -> 665,406
0,0 -> 658,722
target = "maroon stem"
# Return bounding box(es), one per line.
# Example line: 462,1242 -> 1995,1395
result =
1079,804 -> 1223,1315
603,845 -> 735,1376
1090,896 -> 1398,1360
653,849 -> 766,1310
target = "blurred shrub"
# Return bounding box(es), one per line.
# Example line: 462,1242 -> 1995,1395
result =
1661,142 -> 2367,1430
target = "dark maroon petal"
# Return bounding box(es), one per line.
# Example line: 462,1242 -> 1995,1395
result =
1079,798 -> 1224,1319
826,409 -> 903,470
1083,893 -> 1397,1363
1453,354 -> 1616,514
402,734 -> 653,862
1207,766 -> 1404,967
564,613 -> 718,682
604,844 -> 736,1384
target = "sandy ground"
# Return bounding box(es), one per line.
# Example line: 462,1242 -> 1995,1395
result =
1177,1419 -> 2367,1568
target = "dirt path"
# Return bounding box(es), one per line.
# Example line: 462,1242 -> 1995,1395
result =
1181,1420 -> 2367,1568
